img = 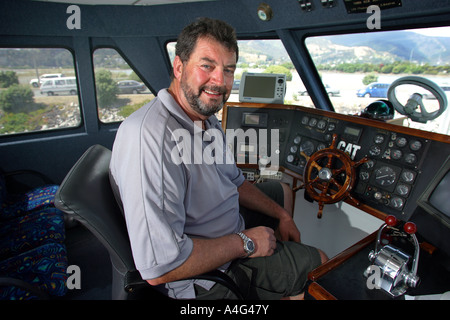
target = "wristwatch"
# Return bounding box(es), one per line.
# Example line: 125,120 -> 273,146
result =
236,232 -> 255,258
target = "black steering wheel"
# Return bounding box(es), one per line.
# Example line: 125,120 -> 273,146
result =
387,76 -> 448,123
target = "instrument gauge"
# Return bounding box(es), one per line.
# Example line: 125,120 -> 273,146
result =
374,134 -> 385,144
369,145 -> 381,156
300,141 -> 315,156
409,140 -> 422,151
374,166 -> 396,186
364,159 -> 375,169
316,143 -> 326,151
404,153 -> 417,164
391,149 -> 403,160
308,118 -> 318,127
396,137 -> 407,148
359,171 -> 370,181
290,145 -> 298,153
400,170 -> 415,183
293,135 -> 302,144
390,196 -> 404,209
301,116 -> 309,125
327,123 -> 336,131
317,119 -> 327,130
396,184 -> 410,196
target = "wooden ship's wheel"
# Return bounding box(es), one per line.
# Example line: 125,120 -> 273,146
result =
297,134 -> 368,218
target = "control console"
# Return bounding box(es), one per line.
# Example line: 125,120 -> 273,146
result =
224,103 -> 450,222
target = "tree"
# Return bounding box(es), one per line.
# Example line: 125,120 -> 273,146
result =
362,73 -> 378,85
95,69 -> 118,108
0,71 -> 19,88
263,65 -> 292,81
0,84 -> 34,113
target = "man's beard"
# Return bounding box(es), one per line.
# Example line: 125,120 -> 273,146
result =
181,80 -> 228,117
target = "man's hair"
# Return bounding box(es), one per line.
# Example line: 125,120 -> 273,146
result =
175,17 -> 239,63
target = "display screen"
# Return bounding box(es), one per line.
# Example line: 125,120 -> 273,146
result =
240,144 -> 256,152
243,76 -> 276,98
344,126 -> 361,137
244,114 -> 260,125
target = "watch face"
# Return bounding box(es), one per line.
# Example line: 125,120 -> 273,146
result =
247,240 -> 255,252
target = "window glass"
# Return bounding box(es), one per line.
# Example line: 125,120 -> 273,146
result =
0,48 -> 81,135
93,48 -> 153,123
305,27 -> 450,135
166,39 -> 313,121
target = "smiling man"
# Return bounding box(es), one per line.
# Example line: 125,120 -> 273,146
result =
110,17 -> 326,300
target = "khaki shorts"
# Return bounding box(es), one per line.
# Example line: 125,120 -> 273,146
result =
195,181 -> 322,299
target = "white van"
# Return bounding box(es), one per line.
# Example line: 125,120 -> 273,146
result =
40,77 -> 77,96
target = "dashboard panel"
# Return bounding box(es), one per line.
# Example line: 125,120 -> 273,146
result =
223,103 -> 450,222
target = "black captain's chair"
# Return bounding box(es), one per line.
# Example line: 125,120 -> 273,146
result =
55,144 -> 243,300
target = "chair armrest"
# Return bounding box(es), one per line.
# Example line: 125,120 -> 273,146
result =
192,270 -> 244,300
0,276 -> 49,300
124,269 -> 244,300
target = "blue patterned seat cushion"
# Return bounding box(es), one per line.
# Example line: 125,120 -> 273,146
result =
0,242 -> 68,300
1,184 -> 60,221
0,207 -> 66,261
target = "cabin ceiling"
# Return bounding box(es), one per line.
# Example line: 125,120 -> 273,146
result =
34,0 -> 214,5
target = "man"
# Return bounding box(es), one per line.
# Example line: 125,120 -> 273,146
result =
110,17 -> 327,299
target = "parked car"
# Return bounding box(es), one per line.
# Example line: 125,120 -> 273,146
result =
423,85 -> 450,99
298,84 -> 340,96
357,82 -> 390,98
231,79 -> 240,93
324,84 -> 340,96
117,80 -> 146,94
30,73 -> 64,87
40,77 -> 77,96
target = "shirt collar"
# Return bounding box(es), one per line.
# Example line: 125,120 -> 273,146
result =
157,88 -> 221,135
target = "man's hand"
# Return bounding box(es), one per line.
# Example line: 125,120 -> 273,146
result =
276,213 -> 301,243
243,226 -> 277,258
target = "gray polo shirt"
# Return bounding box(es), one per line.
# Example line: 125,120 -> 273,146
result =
110,89 -> 245,299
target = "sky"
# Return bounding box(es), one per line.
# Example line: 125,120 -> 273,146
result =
412,26 -> 450,37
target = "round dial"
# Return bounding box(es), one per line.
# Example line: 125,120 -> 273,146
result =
396,184 -> 410,196
391,149 -> 403,160
390,196 -> 404,209
404,153 -> 417,164
401,170 -> 415,183
308,118 -> 318,127
317,120 -> 327,130
410,140 -> 422,151
374,166 -> 396,186
301,116 -> 309,125
374,134 -> 385,144
359,170 -> 370,181
300,141 -> 315,156
396,137 -> 408,148
369,145 -> 381,156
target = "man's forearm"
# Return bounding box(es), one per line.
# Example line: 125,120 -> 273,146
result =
238,180 -> 288,220
146,234 -> 244,286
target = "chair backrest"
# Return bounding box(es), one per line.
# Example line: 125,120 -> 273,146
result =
55,144 -> 243,300
55,144 -> 136,276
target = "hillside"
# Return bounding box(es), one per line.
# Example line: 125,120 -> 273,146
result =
305,30 -> 450,66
